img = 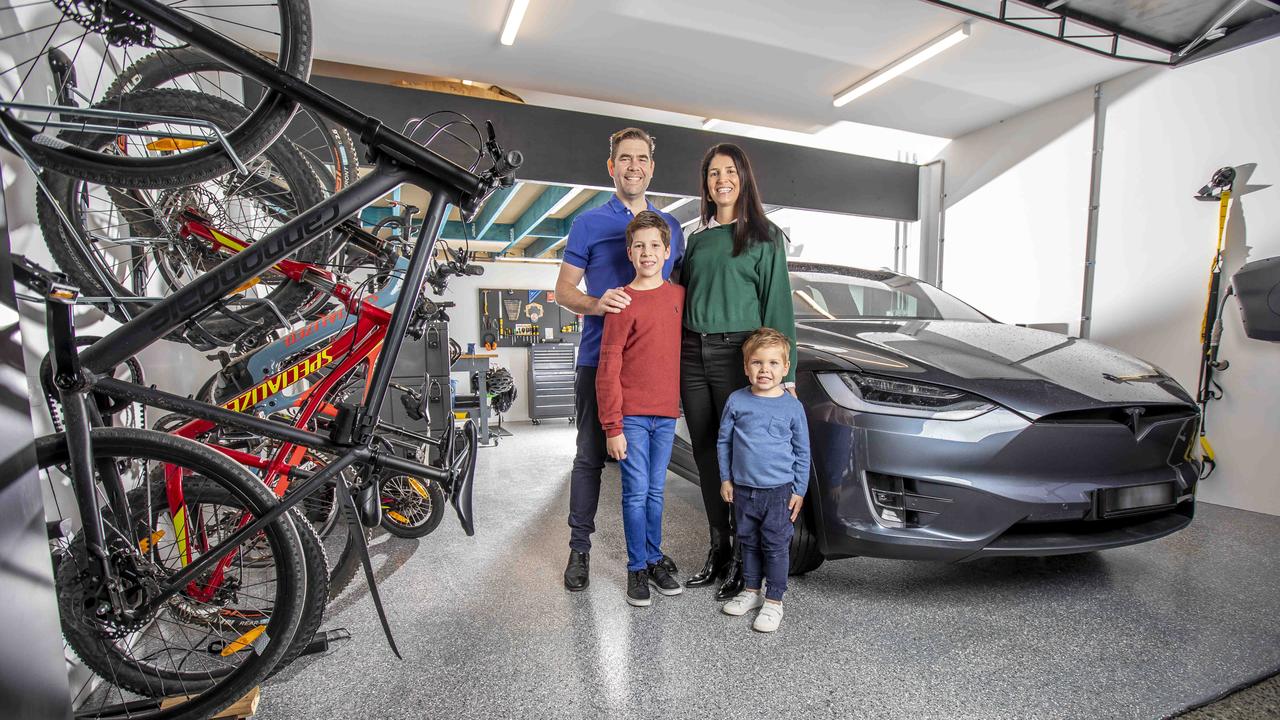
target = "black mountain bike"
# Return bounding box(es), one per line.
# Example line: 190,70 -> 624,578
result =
6,1 -> 522,717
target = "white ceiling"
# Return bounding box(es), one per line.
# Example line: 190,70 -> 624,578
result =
306,0 -> 1151,141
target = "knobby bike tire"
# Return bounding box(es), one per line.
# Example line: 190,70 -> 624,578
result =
36,89 -> 332,347
36,427 -> 307,720
104,47 -> 359,194
1,0 -> 312,189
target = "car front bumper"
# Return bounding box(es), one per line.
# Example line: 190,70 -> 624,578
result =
803,375 -> 1200,562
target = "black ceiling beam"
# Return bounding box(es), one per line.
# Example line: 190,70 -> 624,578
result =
1022,1 -> 1178,52
309,76 -> 920,222
919,0 -> 1174,64
1175,7 -> 1280,65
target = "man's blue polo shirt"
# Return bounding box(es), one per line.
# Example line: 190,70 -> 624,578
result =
562,195 -> 685,368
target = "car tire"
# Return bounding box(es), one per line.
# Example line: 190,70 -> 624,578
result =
789,504 -> 825,575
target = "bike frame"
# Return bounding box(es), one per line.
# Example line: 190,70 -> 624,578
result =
51,0 -> 494,616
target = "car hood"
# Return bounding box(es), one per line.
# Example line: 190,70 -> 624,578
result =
797,320 -> 1195,419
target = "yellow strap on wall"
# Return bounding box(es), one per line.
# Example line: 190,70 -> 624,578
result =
1199,436 -> 1216,462
1199,190 -> 1231,344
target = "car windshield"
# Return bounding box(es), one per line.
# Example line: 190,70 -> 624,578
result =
790,268 -> 990,322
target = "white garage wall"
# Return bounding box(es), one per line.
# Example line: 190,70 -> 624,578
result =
1089,41 -> 1280,516
938,38 -> 1280,516
934,88 -> 1095,328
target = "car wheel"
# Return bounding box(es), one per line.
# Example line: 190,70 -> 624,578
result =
789,505 -> 824,575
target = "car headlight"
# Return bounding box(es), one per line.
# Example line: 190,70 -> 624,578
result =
817,372 -> 996,420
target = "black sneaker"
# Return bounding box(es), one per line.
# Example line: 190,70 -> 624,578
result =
648,562 -> 683,596
626,569 -> 652,607
564,550 -> 589,591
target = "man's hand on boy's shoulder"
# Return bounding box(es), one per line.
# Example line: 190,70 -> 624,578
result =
606,434 -> 627,461
788,493 -> 804,522
596,286 -> 631,315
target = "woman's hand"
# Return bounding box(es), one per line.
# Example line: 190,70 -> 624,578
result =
720,481 -> 733,503
595,287 -> 631,315
788,493 -> 804,522
606,434 -> 627,461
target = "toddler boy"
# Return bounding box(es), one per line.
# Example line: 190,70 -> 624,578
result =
717,327 -> 810,631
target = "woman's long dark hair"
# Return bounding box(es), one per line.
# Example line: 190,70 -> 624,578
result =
699,143 -> 775,257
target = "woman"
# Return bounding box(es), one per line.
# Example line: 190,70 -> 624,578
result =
680,143 -> 797,599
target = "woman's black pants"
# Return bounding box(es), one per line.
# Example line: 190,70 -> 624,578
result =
679,329 -> 751,539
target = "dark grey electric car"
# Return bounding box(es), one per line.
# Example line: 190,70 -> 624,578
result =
669,262 -> 1200,572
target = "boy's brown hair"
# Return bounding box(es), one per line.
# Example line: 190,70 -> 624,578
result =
742,327 -> 791,363
609,127 -> 655,159
626,210 -> 671,248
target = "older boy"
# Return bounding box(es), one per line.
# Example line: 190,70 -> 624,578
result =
596,211 -> 685,606
717,328 -> 810,631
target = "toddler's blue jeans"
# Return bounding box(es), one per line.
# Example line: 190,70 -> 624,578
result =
618,416 -> 676,572
733,483 -> 794,601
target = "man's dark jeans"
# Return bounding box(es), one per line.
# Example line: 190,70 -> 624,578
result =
733,484 -> 794,601
568,365 -> 607,553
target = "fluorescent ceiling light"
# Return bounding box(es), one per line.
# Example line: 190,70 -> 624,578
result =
701,118 -> 723,130
833,22 -> 970,107
500,0 -> 530,46
461,79 -> 474,86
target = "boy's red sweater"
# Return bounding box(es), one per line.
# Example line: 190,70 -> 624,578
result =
595,282 -> 685,438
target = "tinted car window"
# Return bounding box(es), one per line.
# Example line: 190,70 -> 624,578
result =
790,270 -> 990,322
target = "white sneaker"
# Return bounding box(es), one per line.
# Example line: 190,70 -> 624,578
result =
721,590 -> 765,617
752,603 -> 784,632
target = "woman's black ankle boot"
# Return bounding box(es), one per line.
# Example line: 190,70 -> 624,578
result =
714,540 -> 744,600
684,529 -> 731,588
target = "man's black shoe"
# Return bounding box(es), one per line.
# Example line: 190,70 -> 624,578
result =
647,563 -> 683,596
626,569 -> 652,607
564,550 -> 590,591
657,554 -> 678,575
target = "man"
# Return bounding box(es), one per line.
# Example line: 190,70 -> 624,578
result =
556,128 -> 685,591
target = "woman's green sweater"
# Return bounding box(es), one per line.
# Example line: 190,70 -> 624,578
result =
681,222 -> 797,382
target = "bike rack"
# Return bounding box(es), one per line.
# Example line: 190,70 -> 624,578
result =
2,101 -> 254,322
1,101 -> 249,174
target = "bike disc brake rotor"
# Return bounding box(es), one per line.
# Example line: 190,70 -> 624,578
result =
52,0 -> 158,47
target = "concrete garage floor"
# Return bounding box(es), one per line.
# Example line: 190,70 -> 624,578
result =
260,422 -> 1280,720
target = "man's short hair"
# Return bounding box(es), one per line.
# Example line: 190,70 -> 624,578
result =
609,127 -> 655,160
626,210 -> 671,248
742,327 -> 791,362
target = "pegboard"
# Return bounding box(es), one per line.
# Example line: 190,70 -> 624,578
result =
478,288 -> 581,348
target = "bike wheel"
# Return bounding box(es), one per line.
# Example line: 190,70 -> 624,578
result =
104,48 -> 359,193
124,477 -> 331,680
36,427 -> 307,719
379,472 -> 445,539
195,371 -> 366,601
0,0 -> 312,188
36,89 -> 332,347
288,449 -> 365,601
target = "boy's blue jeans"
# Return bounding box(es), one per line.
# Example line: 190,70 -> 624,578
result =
733,484 -> 794,601
618,416 -> 676,572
